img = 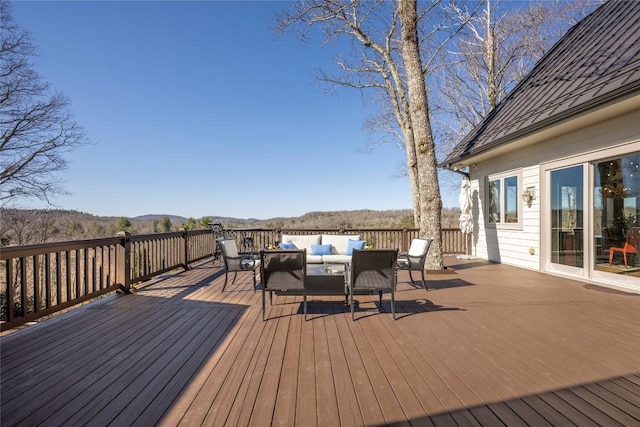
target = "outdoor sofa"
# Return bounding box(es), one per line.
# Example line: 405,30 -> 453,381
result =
279,233 -> 365,264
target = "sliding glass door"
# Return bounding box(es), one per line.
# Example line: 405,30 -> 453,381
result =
545,151 -> 640,289
549,165 -> 585,274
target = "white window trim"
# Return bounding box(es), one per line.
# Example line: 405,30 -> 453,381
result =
486,169 -> 523,230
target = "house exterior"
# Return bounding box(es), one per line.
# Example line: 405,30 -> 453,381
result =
440,0 -> 640,294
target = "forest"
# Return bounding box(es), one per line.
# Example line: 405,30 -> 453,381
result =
0,207 -> 463,247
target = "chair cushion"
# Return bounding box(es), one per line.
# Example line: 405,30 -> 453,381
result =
265,270 -> 304,290
322,254 -> 352,264
279,242 -> 297,250
408,239 -> 430,257
311,244 -> 333,255
346,239 -> 366,255
220,239 -> 238,257
306,254 -> 324,264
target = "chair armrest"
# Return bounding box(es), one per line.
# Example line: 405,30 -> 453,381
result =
396,254 -> 411,269
226,254 -> 258,270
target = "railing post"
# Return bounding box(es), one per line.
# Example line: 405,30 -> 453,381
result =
181,228 -> 190,271
116,231 -> 132,293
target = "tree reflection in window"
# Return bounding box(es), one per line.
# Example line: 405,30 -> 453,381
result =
488,173 -> 520,225
489,180 -> 501,223
594,153 -> 640,271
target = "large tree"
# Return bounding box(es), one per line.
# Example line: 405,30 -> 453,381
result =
276,0 -> 469,269
0,1 -> 87,205
276,1 -> 598,269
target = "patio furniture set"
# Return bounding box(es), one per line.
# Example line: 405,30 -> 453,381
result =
215,234 -> 433,321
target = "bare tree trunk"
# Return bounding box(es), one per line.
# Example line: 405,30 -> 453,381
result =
486,0 -> 497,109
401,123 -> 421,227
276,0 -> 445,268
399,0 -> 443,269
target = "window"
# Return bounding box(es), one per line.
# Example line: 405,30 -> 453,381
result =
488,171 -> 521,227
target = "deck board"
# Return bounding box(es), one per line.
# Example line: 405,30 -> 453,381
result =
271,301 -> 301,427
325,302 -> 365,427
1,257 -> 639,426
314,311 -> 341,427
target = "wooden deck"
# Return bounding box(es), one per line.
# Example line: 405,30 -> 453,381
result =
2,257 -> 639,426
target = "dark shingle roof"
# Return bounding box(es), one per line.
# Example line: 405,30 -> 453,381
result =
441,0 -> 640,167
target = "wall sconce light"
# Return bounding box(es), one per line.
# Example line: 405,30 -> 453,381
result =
522,186 -> 536,205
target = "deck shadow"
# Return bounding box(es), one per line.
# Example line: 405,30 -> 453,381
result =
371,373 -> 640,427
446,260 -> 495,270
403,277 -> 476,290
0,266 -> 248,426
301,297 -> 464,320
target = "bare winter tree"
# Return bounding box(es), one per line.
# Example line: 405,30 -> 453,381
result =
0,1 -> 87,205
276,0 -> 475,269
0,208 -> 61,245
434,0 -> 602,153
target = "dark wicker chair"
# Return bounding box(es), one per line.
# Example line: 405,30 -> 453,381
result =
345,249 -> 399,320
211,223 -> 233,266
260,249 -> 307,321
217,238 -> 260,292
397,238 -> 432,290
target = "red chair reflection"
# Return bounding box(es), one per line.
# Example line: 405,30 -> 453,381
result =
609,228 -> 640,269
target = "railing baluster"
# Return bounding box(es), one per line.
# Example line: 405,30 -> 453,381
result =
65,251 -> 71,303
75,249 -> 81,300
33,255 -> 40,313
20,257 -> 27,316
6,259 -> 15,322
45,253 -> 51,309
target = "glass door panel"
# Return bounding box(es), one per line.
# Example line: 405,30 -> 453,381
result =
593,154 -> 640,276
550,165 -> 584,269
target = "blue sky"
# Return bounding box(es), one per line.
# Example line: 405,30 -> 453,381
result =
11,1 -> 459,219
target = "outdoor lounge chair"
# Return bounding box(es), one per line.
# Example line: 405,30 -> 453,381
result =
345,249 -> 398,320
260,249 -> 306,321
396,238 -> 432,290
217,237 -> 260,291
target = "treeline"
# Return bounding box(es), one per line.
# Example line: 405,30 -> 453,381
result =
0,207 -> 462,247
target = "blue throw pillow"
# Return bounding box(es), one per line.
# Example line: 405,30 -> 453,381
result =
311,244 -> 332,255
346,239 -> 366,255
279,242 -> 297,250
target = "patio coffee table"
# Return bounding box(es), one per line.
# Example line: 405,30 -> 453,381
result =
273,264 -> 371,305
305,264 -> 347,297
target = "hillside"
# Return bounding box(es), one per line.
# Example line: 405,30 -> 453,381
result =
0,207 -> 462,246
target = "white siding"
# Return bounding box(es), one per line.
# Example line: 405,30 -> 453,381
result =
468,108 -> 640,277
470,164 -> 540,271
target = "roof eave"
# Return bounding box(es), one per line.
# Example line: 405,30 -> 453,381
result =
439,82 -> 640,170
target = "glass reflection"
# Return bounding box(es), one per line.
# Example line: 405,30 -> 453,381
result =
551,166 -> 583,268
594,153 -> 640,276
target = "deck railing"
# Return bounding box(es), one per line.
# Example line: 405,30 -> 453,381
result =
1,227 -> 469,331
